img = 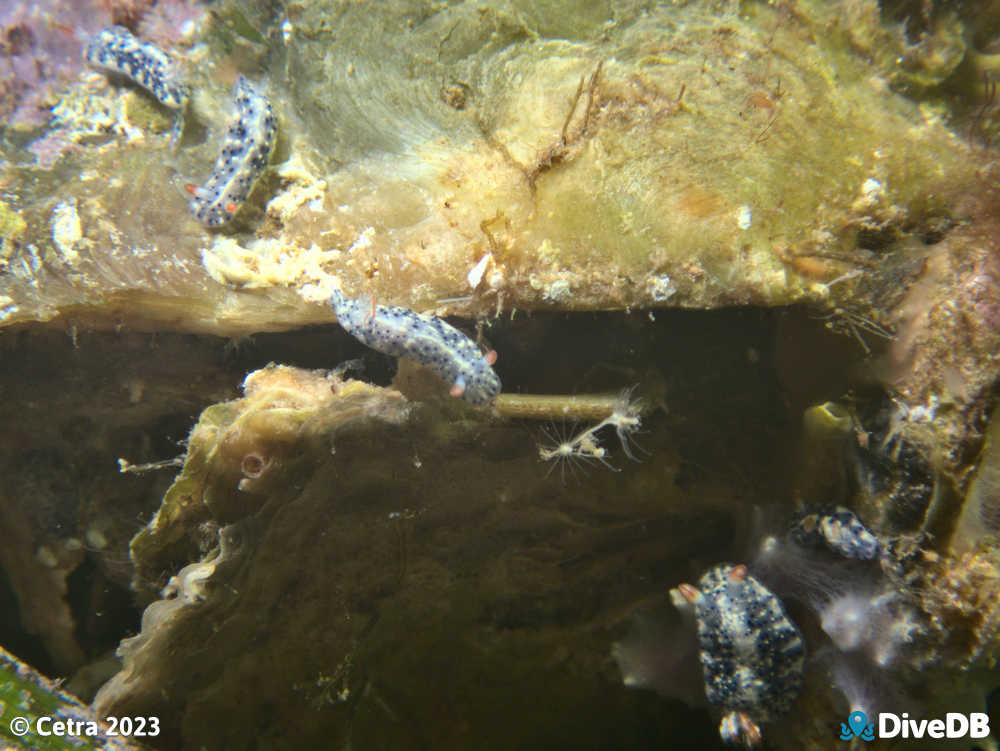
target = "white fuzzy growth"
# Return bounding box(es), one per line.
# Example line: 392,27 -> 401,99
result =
830,656 -> 880,717
755,536 -> 922,668
870,604 -> 921,667
752,534 -> 848,604
817,585 -> 921,669
820,591 -> 878,652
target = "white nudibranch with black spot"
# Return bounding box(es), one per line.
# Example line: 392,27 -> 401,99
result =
613,562 -> 806,749
330,289 -> 501,405
675,564 -> 805,749
789,506 -> 880,560
186,76 -> 277,226
85,26 -> 189,109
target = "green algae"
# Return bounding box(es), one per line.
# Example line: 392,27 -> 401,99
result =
0,200 -> 27,245
0,647 -> 145,751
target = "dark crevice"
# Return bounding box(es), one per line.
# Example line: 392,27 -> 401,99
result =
0,565 -> 55,676
66,555 -> 141,661
0,306 -> 882,737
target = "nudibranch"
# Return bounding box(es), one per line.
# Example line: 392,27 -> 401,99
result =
330,290 -> 501,405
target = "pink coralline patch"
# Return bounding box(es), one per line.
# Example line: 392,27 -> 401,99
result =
878,164 -> 1000,417
877,222 -> 1000,465
0,1 -> 110,127
97,0 -> 155,33
958,257 -> 1000,332
138,0 -> 205,50
27,127 -> 81,169
0,0 -> 203,129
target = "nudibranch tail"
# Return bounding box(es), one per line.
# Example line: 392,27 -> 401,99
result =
330,290 -> 501,405
188,76 -> 277,227
719,711 -> 763,749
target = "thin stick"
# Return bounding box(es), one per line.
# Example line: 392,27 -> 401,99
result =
493,392 -> 650,421
494,393 -> 620,421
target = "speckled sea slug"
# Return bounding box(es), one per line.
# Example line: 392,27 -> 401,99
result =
85,26 -> 189,109
790,506 -> 880,560
677,563 -> 805,748
186,76 -> 276,226
330,289 -> 501,405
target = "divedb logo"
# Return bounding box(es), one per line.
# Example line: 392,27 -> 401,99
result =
839,711 -> 991,741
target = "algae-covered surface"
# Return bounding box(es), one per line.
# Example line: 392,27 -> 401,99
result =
0,0 -> 988,333
2,1 -> 1000,750
0,646 -> 146,750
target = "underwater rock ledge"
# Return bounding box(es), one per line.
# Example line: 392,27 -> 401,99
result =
93,361 -> 741,749
2,1 -> 1000,749
90,356 -> 1000,751
0,0 -> 989,338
